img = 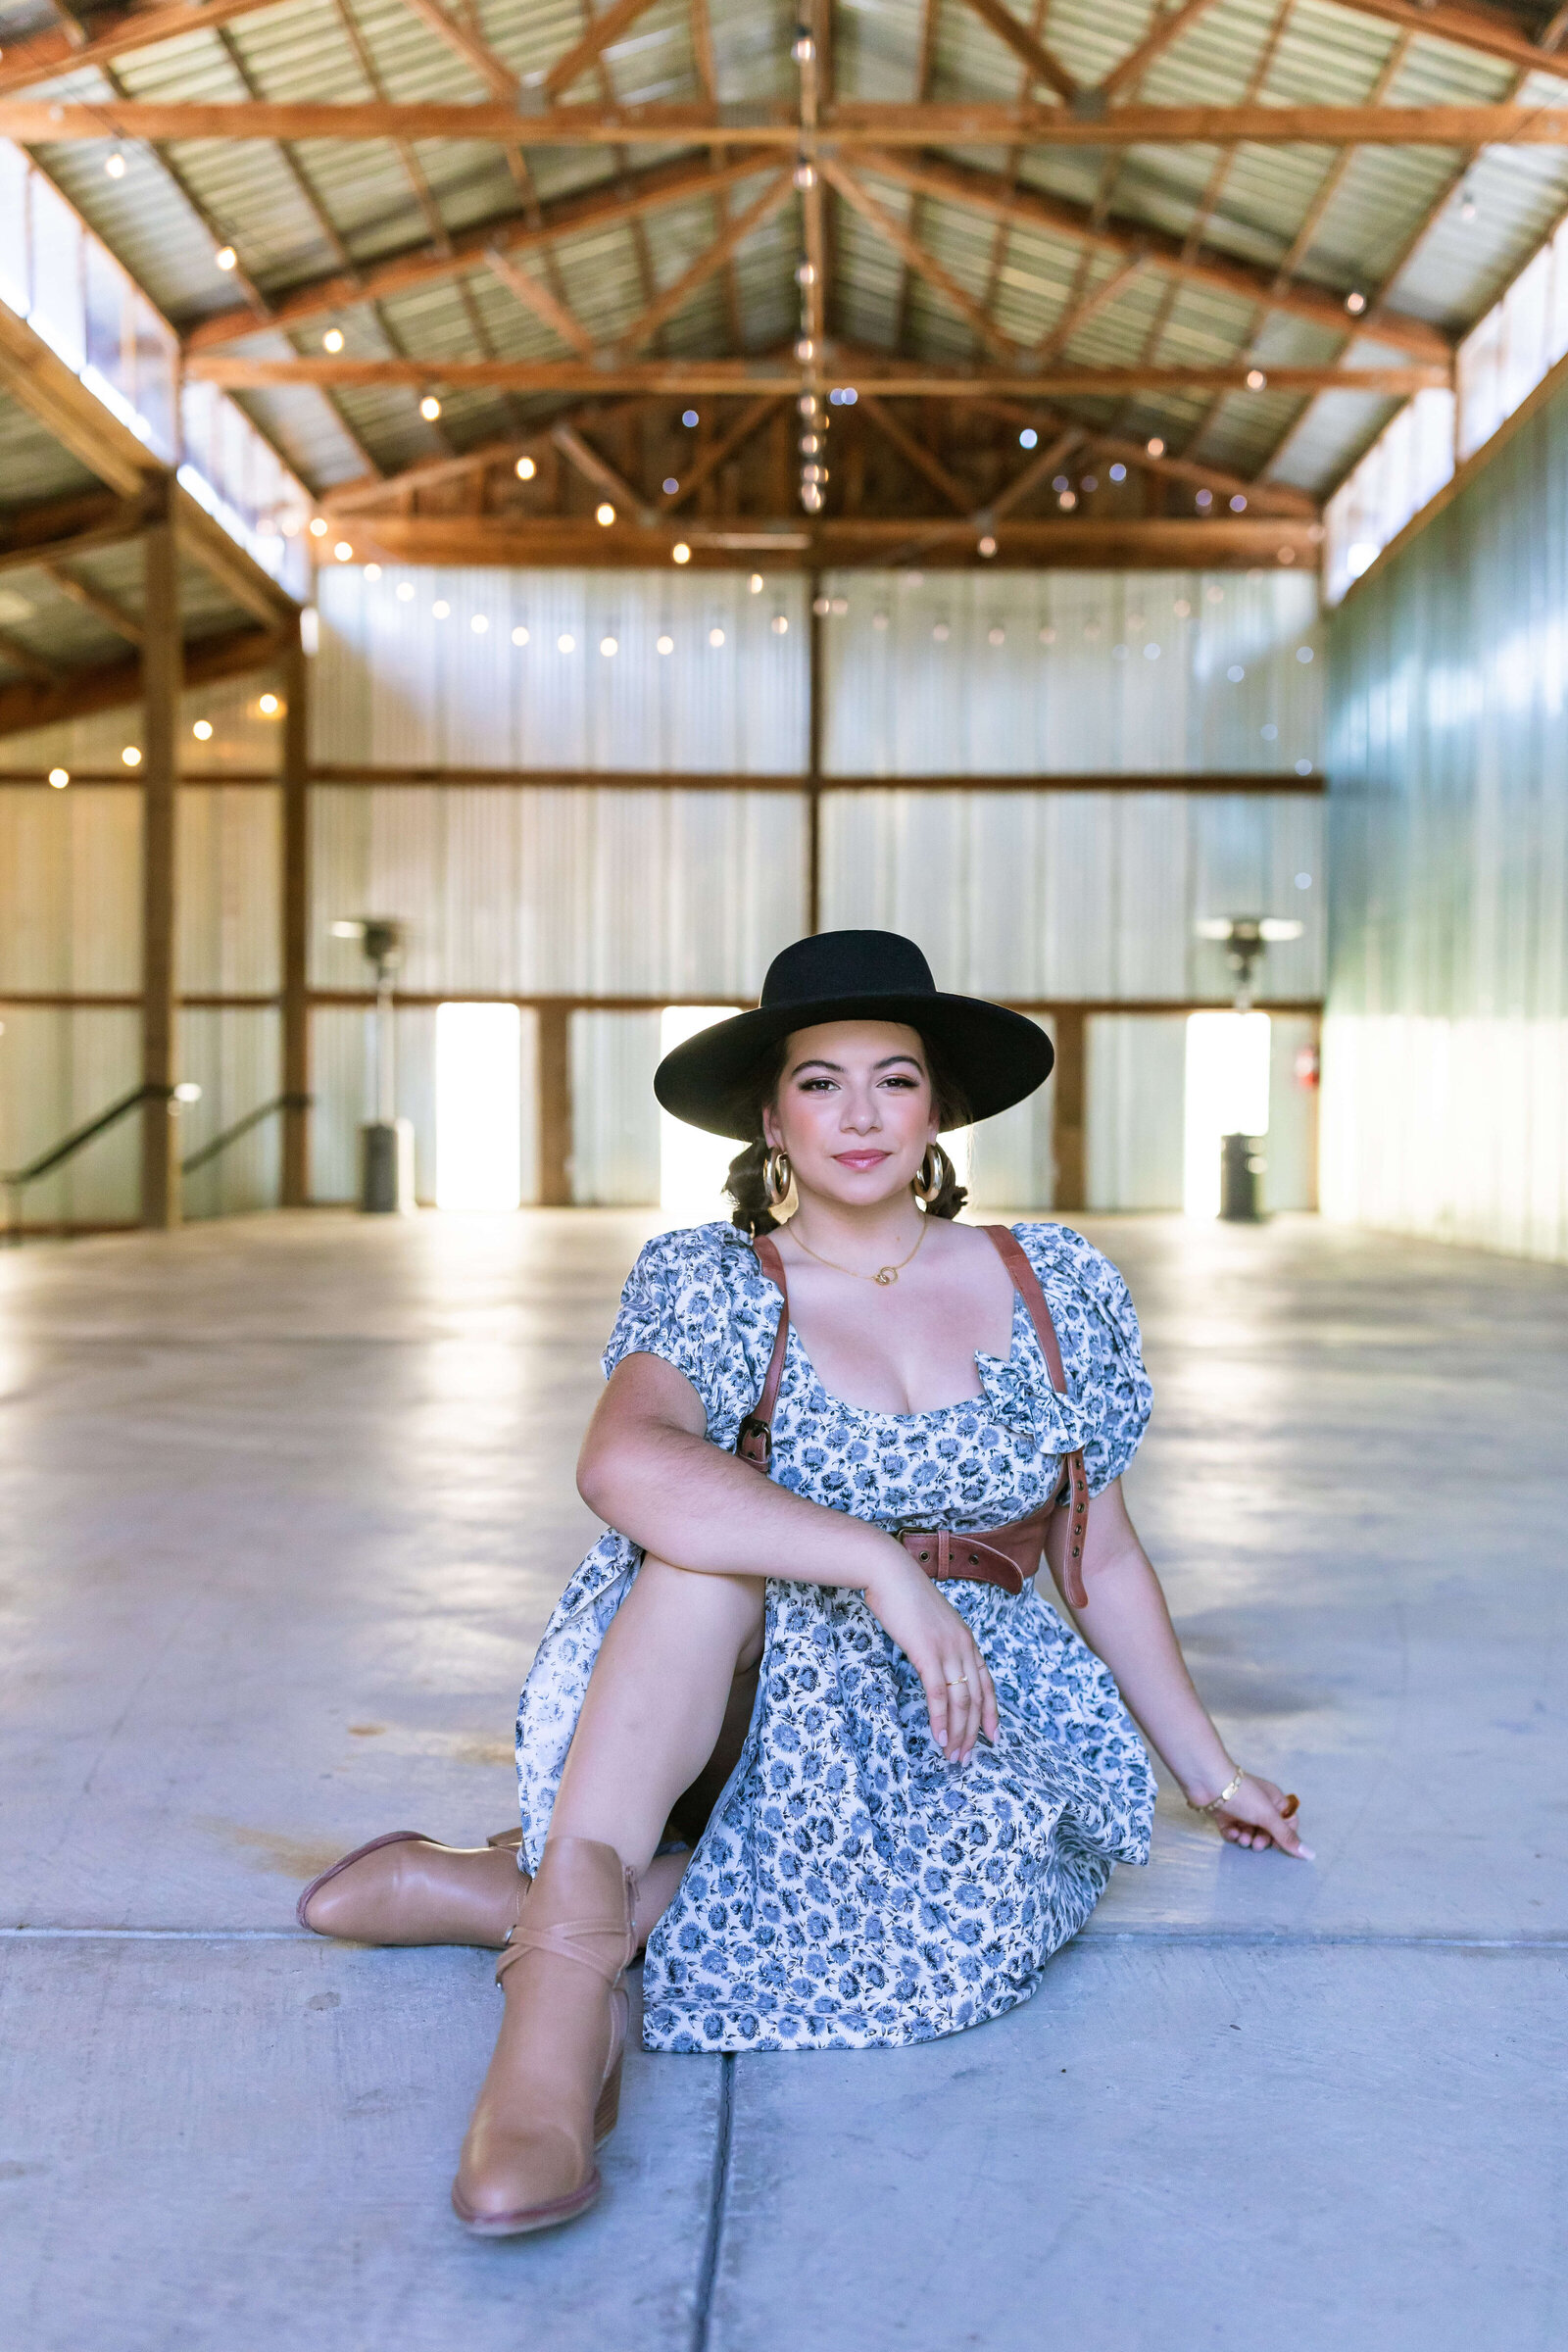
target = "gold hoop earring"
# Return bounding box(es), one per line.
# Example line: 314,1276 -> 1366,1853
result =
762,1147 -> 792,1207
913,1144 -> 948,1205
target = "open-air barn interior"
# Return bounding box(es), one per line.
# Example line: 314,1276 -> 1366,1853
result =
1,0 -> 1565,2344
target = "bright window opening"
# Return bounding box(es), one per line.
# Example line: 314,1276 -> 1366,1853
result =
1183,1012 -> 1271,1218
435,1002 -> 521,1210
660,1005 -> 742,1226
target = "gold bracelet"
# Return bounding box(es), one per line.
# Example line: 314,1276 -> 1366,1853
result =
1190,1768 -> 1245,1814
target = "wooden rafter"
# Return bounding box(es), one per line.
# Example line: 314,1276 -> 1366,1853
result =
613,172 -> 795,354
0,493 -> 153,577
186,355 -> 1446,395
1034,253 -> 1146,362
955,0 -> 1080,103
1099,0 -> 1230,100
185,153 -> 770,353
821,161 -> 1020,361
856,148 -> 1450,363
0,625 -> 282,742
396,0 -> 517,98
856,396 -> 972,514
18,99 -> 1568,145
662,396 -> 782,510
0,626 -> 63,683
540,0 -> 662,99
551,423 -> 647,516
484,247 -> 597,357
41,564 -> 144,645
987,425 -> 1086,522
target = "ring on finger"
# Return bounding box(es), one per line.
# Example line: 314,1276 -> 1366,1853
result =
945,1674 -> 969,1686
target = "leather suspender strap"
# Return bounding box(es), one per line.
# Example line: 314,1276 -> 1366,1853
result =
734,1233 -> 789,1468
980,1226 -> 1092,1612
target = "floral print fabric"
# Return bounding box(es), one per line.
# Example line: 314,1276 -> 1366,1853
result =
514,1219 -> 1156,2053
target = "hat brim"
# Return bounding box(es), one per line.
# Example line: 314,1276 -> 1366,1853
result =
654,992 -> 1054,1140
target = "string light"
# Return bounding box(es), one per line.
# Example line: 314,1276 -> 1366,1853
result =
682,409 -> 699,427
1196,488 -> 1213,510
104,150 -> 126,179
214,245 -> 236,271
1019,427 -> 1038,449
1245,368 -> 1267,390
600,635 -> 618,656
672,542 -> 691,564
259,693 -> 281,715
1057,489 -> 1077,511
192,720 -> 213,741
512,625 -> 529,645
419,393 -> 442,420
1146,436 -> 1165,458
663,477 -> 679,494
396,582 -> 415,602
48,766 -> 70,788
431,600 -> 450,618
793,161 -> 816,190
750,573 -> 764,592
978,534 -> 998,557
122,746 -> 141,765
771,613 -> 789,635
709,626 -> 725,647
515,456 -> 536,480
1230,493 -> 1248,513
596,502 -> 615,526
658,633 -> 674,654
470,613 -> 488,633
1109,463 -> 1127,481
322,326 -> 345,352
1345,290 -> 1366,316
364,562 -> 381,580
309,516 -> 328,538
333,540 -> 353,561
558,633 -> 576,652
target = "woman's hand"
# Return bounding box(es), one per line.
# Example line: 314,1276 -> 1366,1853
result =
1204,1773 -> 1313,1859
861,1552 -> 999,1763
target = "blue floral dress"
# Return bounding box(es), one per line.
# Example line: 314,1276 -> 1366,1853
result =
514,1219 -> 1156,2054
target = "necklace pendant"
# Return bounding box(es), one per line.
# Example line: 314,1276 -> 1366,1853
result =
875,1267 -> 897,1285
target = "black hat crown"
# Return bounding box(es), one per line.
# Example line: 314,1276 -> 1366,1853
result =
761,930 -> 936,1009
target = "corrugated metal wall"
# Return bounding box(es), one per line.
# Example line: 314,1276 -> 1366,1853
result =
818,568 -> 1323,776
1324,372 -> 1568,1263
821,790 -> 1324,1002
313,567 -> 809,774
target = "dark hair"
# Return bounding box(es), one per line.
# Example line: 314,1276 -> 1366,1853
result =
723,1028 -> 971,1238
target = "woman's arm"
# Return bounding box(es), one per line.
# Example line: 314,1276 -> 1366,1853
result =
576,1350 -> 998,1762
1045,1479 -> 1312,1859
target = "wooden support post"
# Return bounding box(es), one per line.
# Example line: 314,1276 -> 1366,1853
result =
280,629 -> 310,1205
1052,1005 -> 1087,1212
537,1000 -> 572,1205
807,573 -> 823,935
140,492 -> 180,1230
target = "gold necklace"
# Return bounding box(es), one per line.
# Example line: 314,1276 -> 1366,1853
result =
786,1213 -> 929,1287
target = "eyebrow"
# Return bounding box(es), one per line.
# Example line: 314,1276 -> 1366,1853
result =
787,1054 -> 925,1077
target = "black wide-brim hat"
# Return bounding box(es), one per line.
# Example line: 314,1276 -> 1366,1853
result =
654,930 -> 1054,1140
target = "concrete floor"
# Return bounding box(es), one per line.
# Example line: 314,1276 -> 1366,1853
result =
1,1208 -> 1563,2351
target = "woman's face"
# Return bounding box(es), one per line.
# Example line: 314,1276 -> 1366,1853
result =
761,1020 -> 938,1210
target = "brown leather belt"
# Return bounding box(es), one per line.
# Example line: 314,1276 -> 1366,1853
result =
737,1224 -> 1091,1610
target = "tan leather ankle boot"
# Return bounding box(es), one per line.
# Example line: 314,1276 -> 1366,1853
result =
297,1832 -> 528,1947
450,1835 -> 638,2236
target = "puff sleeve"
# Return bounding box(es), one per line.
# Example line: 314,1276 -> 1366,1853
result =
1013,1223 -> 1153,1494
601,1226 -> 733,1434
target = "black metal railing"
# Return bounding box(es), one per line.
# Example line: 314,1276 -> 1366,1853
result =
4,1089 -> 311,1242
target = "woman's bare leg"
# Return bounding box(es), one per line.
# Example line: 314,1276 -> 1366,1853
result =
547,1555 -> 766,1868
454,1557 -> 765,2224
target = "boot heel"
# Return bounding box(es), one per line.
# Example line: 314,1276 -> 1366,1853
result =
593,2051 -> 623,2145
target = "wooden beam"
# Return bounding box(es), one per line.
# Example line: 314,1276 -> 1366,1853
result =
857,148 -> 1451,365
0,492 -> 151,578
1050,1005 -> 1086,1209
551,422 -> 647,516
173,490 -> 298,627
280,630 -> 311,1208
965,392 -> 1320,514
15,98 -> 1568,146
41,564 -> 144,646
954,0 -> 1080,102
857,394 -> 972,514
988,425 -> 1085,522
1033,253 -> 1145,362
484,245 -> 598,357
140,500 -> 181,1232
540,0 -> 663,98
0,301 -> 157,498
662,395 -> 782,510
612,171 -> 795,352
536,1002 -> 572,1204
820,159 -> 1021,361
184,152 -> 769,354
0,0 -> 276,97
396,0 -> 517,99
0,625 -> 280,742
187,356 -> 1446,395
346,511 -> 1322,566
1098,0 -> 1228,99
0,626 -> 62,683
1317,0 -> 1568,79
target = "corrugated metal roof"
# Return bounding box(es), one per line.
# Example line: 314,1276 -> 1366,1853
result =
15,0 -> 1568,517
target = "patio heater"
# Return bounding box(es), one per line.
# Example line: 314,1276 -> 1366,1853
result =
331,916 -> 415,1214
1194,914 -> 1304,1222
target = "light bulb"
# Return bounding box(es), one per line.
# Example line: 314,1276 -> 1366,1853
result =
672,542 -> 691,564
419,393 -> 442,420
600,635 -> 618,656
515,456 -> 536,480
709,627 -> 725,648
682,409 -> 699,427
333,541 -> 353,561
215,245 -> 237,271
1246,368 -> 1267,390
104,151 -> 126,179
1146,437 -> 1165,458
259,693 -> 281,715
309,516 -> 328,538
512,625 -> 529,645
596,502 -> 615,526
1019,427 -> 1038,449
48,767 -> 70,788
322,326 -> 344,352
192,720 -> 214,741
657,633 -> 674,654
122,746 -> 141,765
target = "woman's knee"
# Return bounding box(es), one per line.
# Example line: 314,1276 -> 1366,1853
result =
634,1554 -> 765,1649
